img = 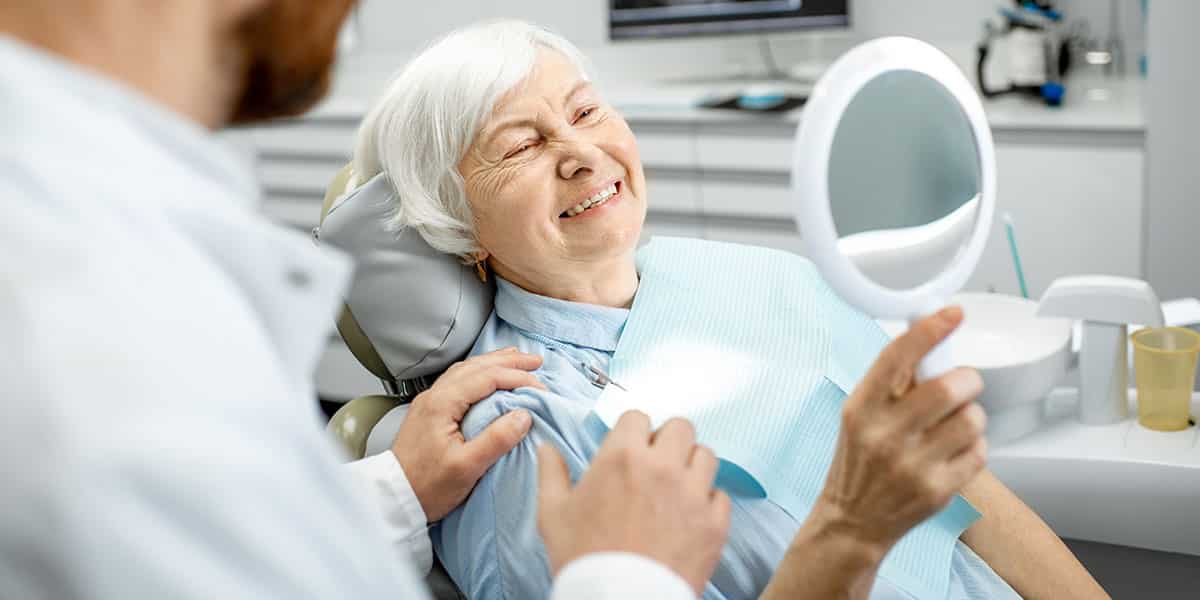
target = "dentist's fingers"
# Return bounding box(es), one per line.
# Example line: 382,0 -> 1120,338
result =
650,418 -> 698,464
450,348 -> 543,375
605,410 -> 654,449
709,489 -> 733,539
459,409 -> 534,480
537,411 -> 731,592
536,443 -> 571,517
688,444 -> 720,491
896,368 -> 984,433
865,307 -> 965,405
393,350 -> 543,522
440,367 -> 547,418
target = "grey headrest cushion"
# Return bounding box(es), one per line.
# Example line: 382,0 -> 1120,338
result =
319,173 -> 494,381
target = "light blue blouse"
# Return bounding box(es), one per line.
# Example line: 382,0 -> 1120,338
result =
433,277 -> 1021,600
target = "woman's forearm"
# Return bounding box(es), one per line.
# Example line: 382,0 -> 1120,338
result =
760,502 -> 887,600
960,469 -> 1109,599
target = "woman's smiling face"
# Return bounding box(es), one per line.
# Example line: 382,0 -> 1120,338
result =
458,50 -> 647,295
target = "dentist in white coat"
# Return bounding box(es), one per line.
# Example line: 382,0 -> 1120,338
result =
0,1 -> 730,598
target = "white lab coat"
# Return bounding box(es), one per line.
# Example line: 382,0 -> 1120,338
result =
0,37 -> 693,600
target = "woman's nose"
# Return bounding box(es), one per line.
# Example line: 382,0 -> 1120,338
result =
556,139 -> 602,180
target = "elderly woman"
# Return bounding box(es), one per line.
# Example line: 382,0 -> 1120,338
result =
349,20 -> 1106,600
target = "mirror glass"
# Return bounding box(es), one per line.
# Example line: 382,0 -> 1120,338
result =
827,69 -> 981,291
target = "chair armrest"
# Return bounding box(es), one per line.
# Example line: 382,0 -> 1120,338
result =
326,394 -> 402,460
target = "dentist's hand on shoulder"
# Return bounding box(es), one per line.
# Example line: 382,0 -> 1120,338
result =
392,348 -> 546,522
537,412 -> 732,597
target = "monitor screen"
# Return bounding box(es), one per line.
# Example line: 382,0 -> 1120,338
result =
610,0 -> 849,40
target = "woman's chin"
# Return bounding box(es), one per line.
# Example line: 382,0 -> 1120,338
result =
563,224 -> 643,262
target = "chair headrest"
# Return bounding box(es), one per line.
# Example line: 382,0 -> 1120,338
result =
317,167 -> 494,391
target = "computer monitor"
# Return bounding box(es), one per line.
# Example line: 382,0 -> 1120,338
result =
610,0 -> 849,40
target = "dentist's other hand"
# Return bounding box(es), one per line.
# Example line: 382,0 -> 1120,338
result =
392,348 -> 546,522
818,306 -> 987,557
537,412 -> 731,597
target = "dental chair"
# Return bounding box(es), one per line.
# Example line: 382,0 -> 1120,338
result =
316,165 -> 493,600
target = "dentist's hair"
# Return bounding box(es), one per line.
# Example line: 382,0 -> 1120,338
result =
350,19 -> 591,260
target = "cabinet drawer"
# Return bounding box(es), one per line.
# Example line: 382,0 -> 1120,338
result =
695,130 -> 793,173
698,174 -> 792,219
645,172 -> 699,213
258,159 -> 346,196
631,124 -> 695,169
642,213 -> 704,244
250,122 -> 356,160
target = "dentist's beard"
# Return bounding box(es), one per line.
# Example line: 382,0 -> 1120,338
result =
227,0 -> 358,124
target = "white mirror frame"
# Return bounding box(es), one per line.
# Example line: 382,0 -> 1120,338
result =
792,37 -> 996,323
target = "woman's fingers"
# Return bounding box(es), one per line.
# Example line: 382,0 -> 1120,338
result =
816,308 -> 984,552
896,367 -> 983,433
938,437 -> 989,496
859,307 -> 965,408
916,401 -> 988,465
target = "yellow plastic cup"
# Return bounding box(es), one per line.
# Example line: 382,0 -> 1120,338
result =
1130,327 -> 1200,432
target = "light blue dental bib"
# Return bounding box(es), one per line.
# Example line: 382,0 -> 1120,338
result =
592,237 -> 980,600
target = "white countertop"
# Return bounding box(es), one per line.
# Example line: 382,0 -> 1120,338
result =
988,388 -> 1199,556
607,74 -> 1144,132
303,74 -> 1143,134
983,76 -> 1143,133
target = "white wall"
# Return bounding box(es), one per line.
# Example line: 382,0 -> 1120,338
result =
1145,0 -> 1200,300
334,0 -> 1145,100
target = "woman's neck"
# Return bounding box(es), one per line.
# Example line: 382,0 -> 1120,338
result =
492,253 -> 639,309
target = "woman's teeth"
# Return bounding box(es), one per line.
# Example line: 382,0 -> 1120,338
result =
563,183 -> 617,217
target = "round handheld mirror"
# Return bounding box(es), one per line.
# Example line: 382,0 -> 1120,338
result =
793,37 -> 996,381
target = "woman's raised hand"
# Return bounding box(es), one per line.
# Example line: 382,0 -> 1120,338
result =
816,306 -> 988,556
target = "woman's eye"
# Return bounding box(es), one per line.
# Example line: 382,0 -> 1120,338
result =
507,142 -> 534,158
575,107 -> 596,123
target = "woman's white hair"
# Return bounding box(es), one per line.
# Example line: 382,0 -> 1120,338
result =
350,19 -> 591,259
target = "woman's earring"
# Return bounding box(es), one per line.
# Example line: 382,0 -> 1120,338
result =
474,260 -> 488,283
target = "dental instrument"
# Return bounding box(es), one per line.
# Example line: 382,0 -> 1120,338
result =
1004,212 -> 1030,299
